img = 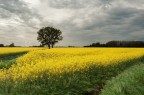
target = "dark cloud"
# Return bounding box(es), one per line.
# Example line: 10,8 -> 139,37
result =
0,0 -> 30,20
0,0 -> 144,46
131,12 -> 144,28
0,0 -> 40,46
0,0 -> 42,28
44,0 -> 114,9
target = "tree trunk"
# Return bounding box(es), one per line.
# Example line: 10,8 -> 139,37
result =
48,44 -> 51,49
52,44 -> 54,48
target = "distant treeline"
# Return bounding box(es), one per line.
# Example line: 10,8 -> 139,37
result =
1,41 -> 144,47
0,43 -> 17,47
84,41 -> 144,47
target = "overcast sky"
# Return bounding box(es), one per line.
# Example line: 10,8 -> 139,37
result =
0,0 -> 144,46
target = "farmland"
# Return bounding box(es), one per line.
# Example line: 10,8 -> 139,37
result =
0,47 -> 40,55
0,48 -> 144,95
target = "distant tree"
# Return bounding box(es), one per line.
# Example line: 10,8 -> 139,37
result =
106,41 -> 144,47
87,42 -> 101,47
0,44 -> 4,47
95,42 -> 101,47
37,26 -> 63,49
9,43 -> 15,47
106,41 -> 118,47
68,46 -> 75,47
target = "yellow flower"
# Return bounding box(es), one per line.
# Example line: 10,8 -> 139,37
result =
0,48 -> 144,82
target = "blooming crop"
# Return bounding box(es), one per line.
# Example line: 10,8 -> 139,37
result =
0,48 -> 144,82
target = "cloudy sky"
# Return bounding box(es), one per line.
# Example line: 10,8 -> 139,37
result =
0,0 -> 144,46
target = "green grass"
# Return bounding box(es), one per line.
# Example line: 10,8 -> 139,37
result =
0,56 -> 144,95
100,62 -> 144,95
0,52 -> 27,69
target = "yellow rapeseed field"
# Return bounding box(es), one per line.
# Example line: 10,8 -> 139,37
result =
0,48 -> 144,82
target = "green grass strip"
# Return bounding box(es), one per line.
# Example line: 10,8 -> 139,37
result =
0,52 -> 27,69
100,62 -> 144,95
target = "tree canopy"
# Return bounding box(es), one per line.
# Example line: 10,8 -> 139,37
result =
37,27 -> 63,49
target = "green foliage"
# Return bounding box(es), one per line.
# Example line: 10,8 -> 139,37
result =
0,52 -> 27,69
101,63 -> 144,95
37,27 -> 63,49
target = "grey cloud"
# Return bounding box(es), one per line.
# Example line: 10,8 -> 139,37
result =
0,0 -> 144,46
0,0 -> 31,19
0,0 -> 42,28
58,4 -> 144,45
0,0 -> 42,46
41,0 -> 114,9
125,0 -> 144,6
131,12 -> 144,28
45,0 -> 93,9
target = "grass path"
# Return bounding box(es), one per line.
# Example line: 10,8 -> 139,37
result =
0,52 -> 27,69
87,56 -> 144,95
100,61 -> 144,95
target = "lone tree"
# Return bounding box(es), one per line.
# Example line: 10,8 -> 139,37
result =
37,26 -> 63,49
